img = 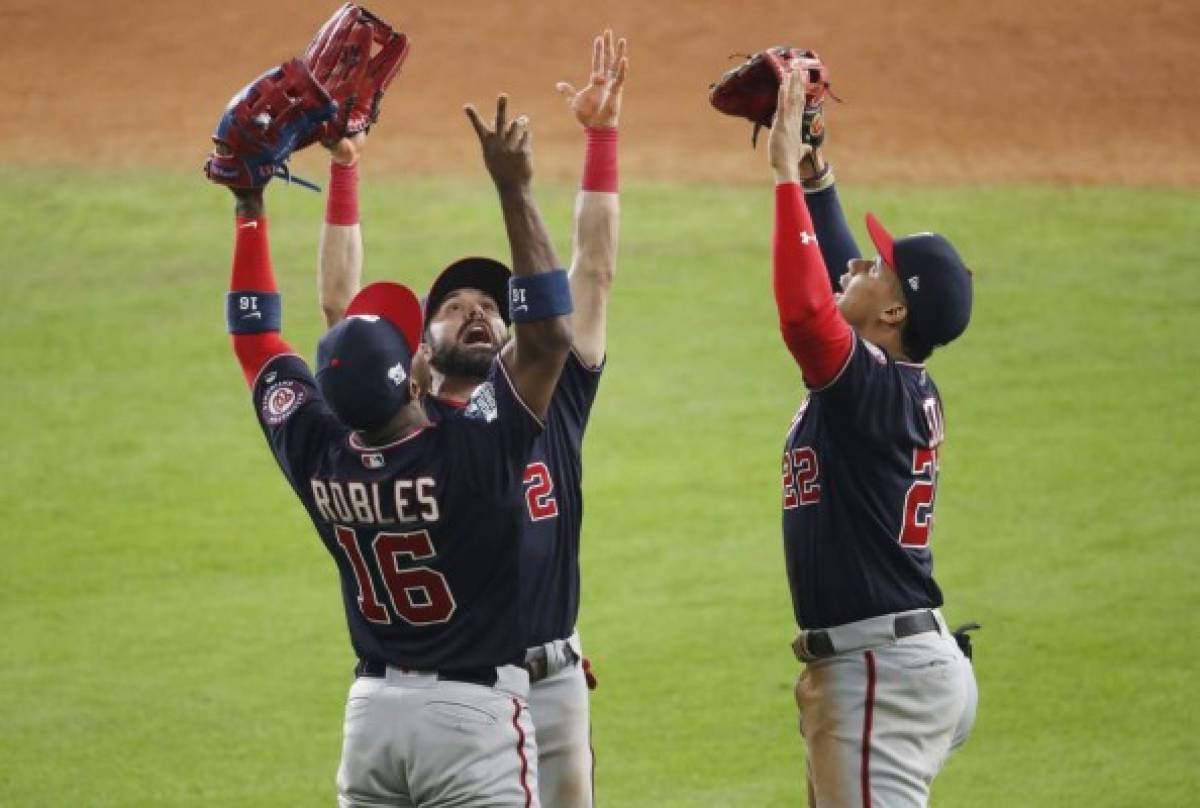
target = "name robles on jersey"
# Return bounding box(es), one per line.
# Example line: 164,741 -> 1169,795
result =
251,353 -> 542,671
310,476 -> 439,524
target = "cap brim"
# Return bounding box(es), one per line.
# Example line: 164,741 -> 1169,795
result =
424,257 -> 513,326
865,212 -> 897,272
345,282 -> 424,355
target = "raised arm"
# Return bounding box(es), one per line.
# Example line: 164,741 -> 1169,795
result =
556,29 -> 627,367
768,70 -> 853,388
464,94 -> 573,418
226,188 -> 295,387
801,147 -> 863,292
316,134 -> 365,327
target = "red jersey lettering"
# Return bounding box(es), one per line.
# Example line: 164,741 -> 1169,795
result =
523,462 -> 559,521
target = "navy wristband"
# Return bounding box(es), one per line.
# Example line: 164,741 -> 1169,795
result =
509,269 -> 573,323
226,291 -> 282,334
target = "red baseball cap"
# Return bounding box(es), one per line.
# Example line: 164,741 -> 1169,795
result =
345,282 -> 424,355
315,282 -> 424,431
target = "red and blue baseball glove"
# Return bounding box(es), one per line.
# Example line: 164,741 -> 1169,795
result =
301,3 -> 411,147
203,59 -> 336,191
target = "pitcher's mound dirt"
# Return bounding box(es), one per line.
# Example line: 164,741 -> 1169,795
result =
3,0 -> 1197,185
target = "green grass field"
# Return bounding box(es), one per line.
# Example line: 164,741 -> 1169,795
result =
1,169 -> 1197,806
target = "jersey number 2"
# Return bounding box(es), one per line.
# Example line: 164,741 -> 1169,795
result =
899,447 -> 938,548
783,447 -> 821,509
334,526 -> 457,626
523,462 -> 559,521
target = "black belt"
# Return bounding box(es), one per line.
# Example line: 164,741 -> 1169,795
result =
355,646 -> 574,687
805,610 -> 940,659
355,659 -> 499,688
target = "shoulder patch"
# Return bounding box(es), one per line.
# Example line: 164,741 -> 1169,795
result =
261,380 -> 307,425
463,382 -> 499,423
862,339 -> 888,365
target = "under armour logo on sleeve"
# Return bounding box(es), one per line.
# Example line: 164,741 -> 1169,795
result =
799,231 -> 817,246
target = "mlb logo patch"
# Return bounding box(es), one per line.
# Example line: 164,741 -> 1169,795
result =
362,453 -> 385,469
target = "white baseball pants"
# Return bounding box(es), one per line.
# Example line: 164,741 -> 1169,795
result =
526,632 -> 594,808
336,665 -> 539,808
795,610 -> 977,808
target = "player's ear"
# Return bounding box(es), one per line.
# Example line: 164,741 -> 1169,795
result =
880,302 -> 907,327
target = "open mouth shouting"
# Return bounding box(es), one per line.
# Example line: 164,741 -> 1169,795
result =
458,320 -> 495,348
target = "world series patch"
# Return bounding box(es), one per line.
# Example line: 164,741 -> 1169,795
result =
464,382 -> 499,423
261,380 -> 307,425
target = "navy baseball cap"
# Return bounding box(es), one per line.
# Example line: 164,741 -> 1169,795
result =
866,213 -> 973,354
316,282 -> 424,432
423,257 -> 513,326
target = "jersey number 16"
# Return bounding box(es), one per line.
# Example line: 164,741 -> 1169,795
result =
334,526 -> 457,626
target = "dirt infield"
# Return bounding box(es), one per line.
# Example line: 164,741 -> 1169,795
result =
4,0 -> 1198,185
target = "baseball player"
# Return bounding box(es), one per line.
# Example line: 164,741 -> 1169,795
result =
222,92 -> 573,807
766,68 -> 977,806
316,31 -> 626,808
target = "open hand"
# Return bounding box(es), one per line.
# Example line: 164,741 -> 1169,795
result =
465,94 -> 533,191
555,30 -> 628,129
768,66 -> 810,184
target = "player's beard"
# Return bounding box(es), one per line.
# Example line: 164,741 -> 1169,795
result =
429,340 -> 497,381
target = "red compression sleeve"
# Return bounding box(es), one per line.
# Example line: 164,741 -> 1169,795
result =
581,127 -> 619,192
773,182 -> 854,387
230,217 -> 292,387
325,162 -> 359,225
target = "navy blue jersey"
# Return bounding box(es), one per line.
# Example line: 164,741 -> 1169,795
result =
782,335 -> 946,629
252,352 -> 542,670
426,350 -> 602,647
